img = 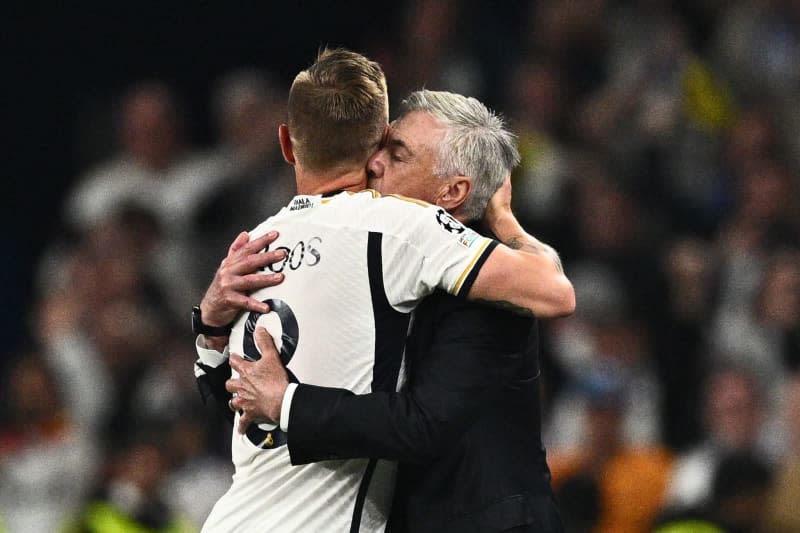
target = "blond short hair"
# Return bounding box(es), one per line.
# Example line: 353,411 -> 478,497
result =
288,48 -> 388,171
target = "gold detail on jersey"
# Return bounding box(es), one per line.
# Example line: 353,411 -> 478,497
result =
453,239 -> 491,294
320,189 -> 381,204
263,433 -> 274,447
384,193 -> 430,207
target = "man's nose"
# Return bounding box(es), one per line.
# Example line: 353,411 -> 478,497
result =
367,152 -> 385,179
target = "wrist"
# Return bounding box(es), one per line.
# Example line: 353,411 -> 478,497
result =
192,305 -> 234,336
199,302 -> 232,328
269,383 -> 287,420
202,334 -> 229,354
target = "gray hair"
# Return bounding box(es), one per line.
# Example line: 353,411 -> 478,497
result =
399,90 -> 520,222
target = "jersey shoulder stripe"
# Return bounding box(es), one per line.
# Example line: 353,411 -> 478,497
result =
454,239 -> 498,297
453,238 -> 493,295
381,193 -> 430,208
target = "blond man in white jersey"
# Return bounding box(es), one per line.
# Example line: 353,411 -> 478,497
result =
193,49 -> 574,533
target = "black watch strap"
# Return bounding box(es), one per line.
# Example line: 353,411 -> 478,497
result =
192,305 -> 234,336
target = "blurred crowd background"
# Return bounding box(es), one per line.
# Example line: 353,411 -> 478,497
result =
3,1 -> 800,532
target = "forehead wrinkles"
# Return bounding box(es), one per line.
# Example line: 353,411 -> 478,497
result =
392,112 -> 445,159
385,123 -> 416,158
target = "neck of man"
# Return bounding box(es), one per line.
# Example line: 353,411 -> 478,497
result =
446,205 -> 472,225
294,165 -> 368,196
448,207 -> 485,234
452,210 -> 469,225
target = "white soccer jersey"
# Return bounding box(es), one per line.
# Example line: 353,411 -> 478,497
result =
200,190 -> 497,533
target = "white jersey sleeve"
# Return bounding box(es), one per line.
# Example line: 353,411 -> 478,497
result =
375,195 -> 498,312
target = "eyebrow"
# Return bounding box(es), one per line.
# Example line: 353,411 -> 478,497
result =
386,136 -> 411,155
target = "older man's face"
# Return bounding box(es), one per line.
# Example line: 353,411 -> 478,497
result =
366,110 -> 446,203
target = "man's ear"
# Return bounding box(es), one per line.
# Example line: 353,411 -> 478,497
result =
278,124 -> 295,165
435,176 -> 472,212
381,123 -> 390,145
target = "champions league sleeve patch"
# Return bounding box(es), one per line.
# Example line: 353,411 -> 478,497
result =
435,208 -> 466,234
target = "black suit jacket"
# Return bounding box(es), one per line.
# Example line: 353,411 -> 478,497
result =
287,291 -> 563,532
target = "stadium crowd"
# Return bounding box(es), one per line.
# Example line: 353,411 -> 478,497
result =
2,1 -> 800,532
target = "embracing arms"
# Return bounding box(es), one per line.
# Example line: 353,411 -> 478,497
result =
225,296 -> 536,465
467,177 -> 574,318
